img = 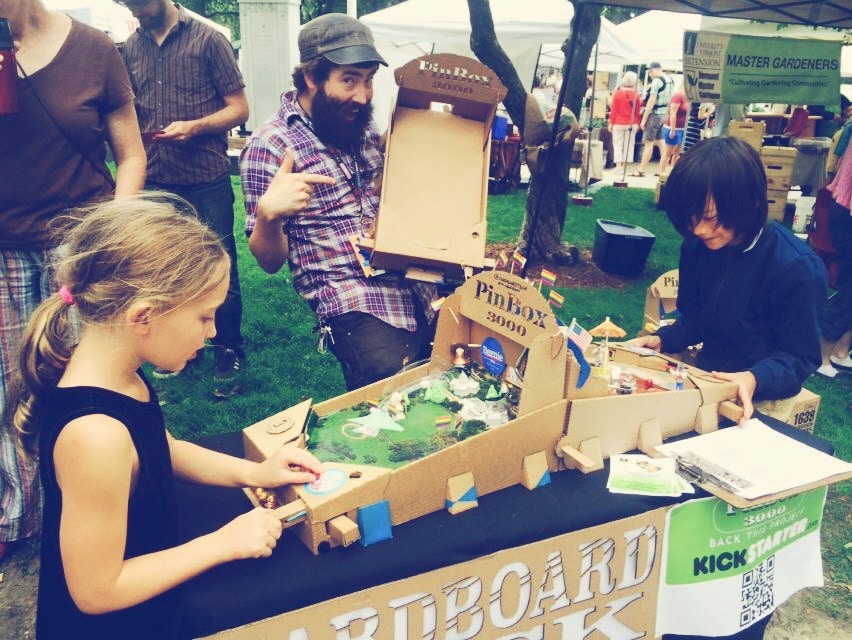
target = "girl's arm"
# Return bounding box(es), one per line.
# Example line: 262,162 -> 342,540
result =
105,101 -> 146,198
167,432 -> 323,488
55,415 -> 286,615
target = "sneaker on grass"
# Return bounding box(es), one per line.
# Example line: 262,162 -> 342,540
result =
214,347 -> 243,381
829,355 -> 852,371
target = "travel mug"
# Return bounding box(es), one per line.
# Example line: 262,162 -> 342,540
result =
0,17 -> 18,115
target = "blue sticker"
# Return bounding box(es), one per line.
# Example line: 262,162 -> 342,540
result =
304,468 -> 348,495
480,336 -> 506,376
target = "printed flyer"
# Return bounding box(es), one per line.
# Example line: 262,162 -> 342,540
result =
656,487 -> 826,636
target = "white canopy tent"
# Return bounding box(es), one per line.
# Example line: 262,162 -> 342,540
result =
44,0 -> 138,42
44,0 -> 232,43
539,21 -> 641,74
362,0 -> 634,127
614,9 -> 702,70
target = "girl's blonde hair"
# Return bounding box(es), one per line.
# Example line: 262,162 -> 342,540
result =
9,193 -> 230,455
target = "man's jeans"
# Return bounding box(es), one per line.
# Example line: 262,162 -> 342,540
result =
147,174 -> 244,352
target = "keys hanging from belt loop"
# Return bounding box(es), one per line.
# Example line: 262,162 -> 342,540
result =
314,323 -> 334,354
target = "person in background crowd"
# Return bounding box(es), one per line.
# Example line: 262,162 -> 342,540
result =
816,132 -> 852,378
240,14 -> 438,391
712,103 -> 745,137
658,85 -> 688,174
122,0 -> 248,381
682,102 -> 715,153
608,70 -> 640,171
630,62 -> 673,178
0,0 -> 145,562
629,138 -> 827,423
7,195 -> 323,639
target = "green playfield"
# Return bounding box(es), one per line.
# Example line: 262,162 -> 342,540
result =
307,368 -> 516,468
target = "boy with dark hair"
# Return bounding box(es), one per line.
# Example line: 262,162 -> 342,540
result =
631,137 -> 828,422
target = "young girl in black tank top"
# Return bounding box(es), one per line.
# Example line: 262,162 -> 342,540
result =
7,194 -> 324,639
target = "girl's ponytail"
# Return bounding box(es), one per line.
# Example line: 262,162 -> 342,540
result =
9,293 -> 77,456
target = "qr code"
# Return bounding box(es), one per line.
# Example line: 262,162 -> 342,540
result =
740,555 -> 775,627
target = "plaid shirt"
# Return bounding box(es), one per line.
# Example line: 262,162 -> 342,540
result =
241,91 -> 436,331
122,5 -> 244,184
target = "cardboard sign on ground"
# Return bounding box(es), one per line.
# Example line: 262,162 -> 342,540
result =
642,269 -> 679,335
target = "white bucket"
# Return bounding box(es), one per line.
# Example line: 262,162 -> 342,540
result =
792,196 -> 816,233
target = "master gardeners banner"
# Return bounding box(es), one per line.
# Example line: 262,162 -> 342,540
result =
656,487 -> 826,637
683,31 -> 841,106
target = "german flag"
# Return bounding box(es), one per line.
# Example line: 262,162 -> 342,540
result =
548,290 -> 565,309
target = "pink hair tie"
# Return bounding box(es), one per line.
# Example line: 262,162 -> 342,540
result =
59,286 -> 75,306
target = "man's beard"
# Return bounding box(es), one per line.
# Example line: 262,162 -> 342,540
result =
311,84 -> 373,151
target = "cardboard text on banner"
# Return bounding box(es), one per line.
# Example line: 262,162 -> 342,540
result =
205,508 -> 668,640
656,488 -> 826,637
682,31 -> 841,106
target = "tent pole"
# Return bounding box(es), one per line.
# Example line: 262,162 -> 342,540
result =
572,40 -> 599,206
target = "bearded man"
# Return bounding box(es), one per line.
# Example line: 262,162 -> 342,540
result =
240,14 -> 437,391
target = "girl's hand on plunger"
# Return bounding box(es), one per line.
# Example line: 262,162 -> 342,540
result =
214,507 -> 284,560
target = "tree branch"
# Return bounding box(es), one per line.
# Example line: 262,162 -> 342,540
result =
466,0 -> 528,132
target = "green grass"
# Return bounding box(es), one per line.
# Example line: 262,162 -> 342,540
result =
155,176 -> 849,618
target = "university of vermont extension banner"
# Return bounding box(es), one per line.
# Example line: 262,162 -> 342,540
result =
656,487 -> 826,637
682,30 -> 841,107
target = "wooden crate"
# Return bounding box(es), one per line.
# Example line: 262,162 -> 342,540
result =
729,119 -> 766,152
228,136 -> 247,150
761,146 -> 797,191
766,188 -> 789,222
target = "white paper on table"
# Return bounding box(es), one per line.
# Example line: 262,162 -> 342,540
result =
607,453 -> 682,497
655,418 -> 852,500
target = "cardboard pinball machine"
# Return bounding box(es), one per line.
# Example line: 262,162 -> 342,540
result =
243,272 -> 746,555
358,53 -> 507,284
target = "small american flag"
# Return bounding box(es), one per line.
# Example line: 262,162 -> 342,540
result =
540,268 -> 557,287
548,289 -> 565,308
566,318 -> 592,351
512,249 -> 527,269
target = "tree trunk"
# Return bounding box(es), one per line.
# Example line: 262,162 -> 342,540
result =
520,4 -> 601,265
466,0 -> 601,266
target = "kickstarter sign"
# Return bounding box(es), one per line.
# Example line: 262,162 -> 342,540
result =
656,488 -> 826,637
682,31 -> 841,106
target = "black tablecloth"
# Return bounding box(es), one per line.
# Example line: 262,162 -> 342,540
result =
174,415 -> 833,639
